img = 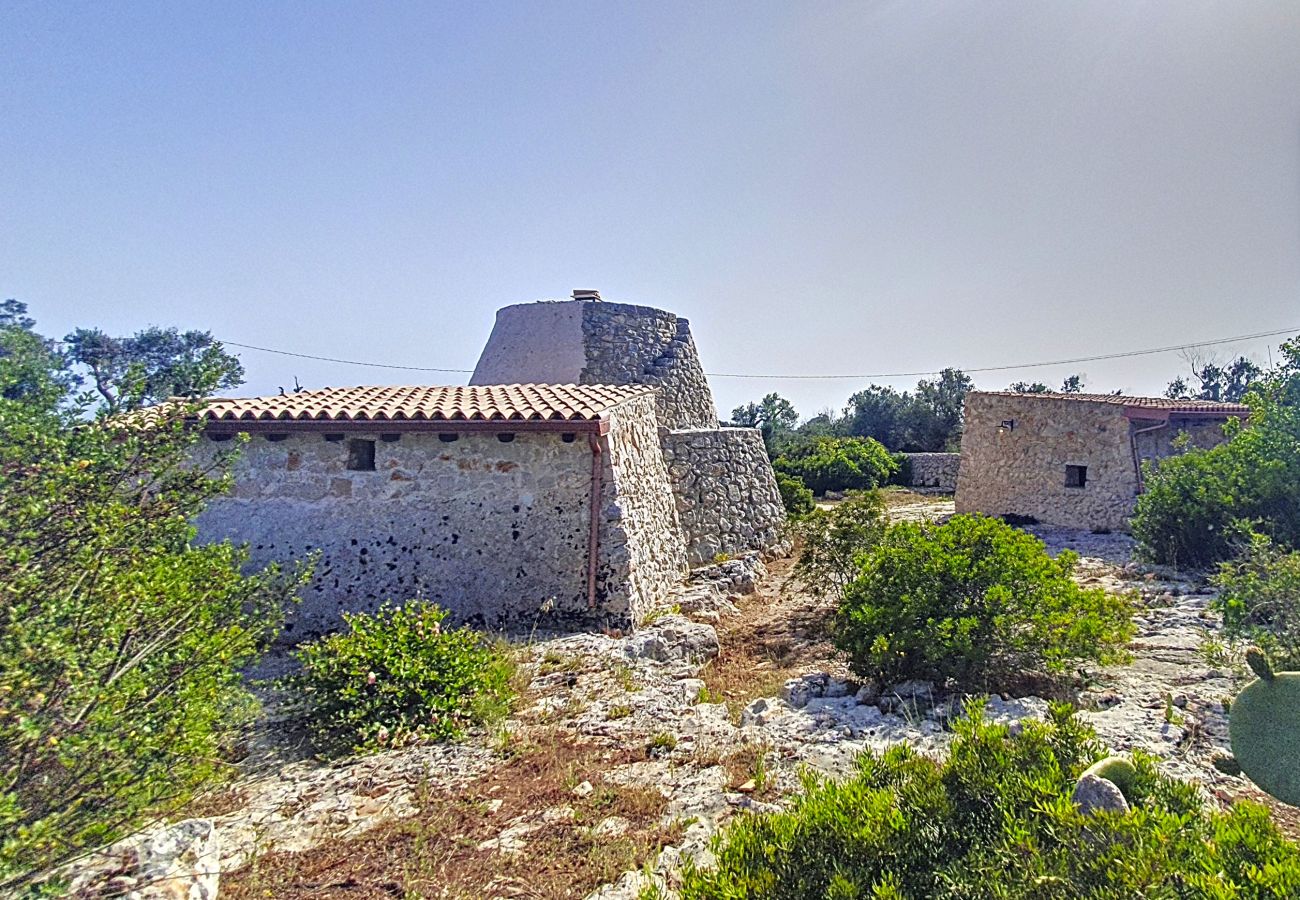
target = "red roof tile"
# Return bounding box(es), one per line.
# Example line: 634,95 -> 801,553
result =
974,391 -> 1249,415
198,384 -> 654,423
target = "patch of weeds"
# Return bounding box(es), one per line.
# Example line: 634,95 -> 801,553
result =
722,743 -> 776,798
607,704 -> 633,721
641,604 -> 682,626
712,552 -> 732,565
646,732 -> 678,757
538,650 -> 583,676
1162,693 -> 1186,726
613,661 -> 641,693
695,683 -> 724,705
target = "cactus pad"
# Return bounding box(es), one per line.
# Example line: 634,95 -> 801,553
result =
1081,756 -> 1138,802
1228,649 -> 1300,806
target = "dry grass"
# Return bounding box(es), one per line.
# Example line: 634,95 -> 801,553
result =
222,729 -> 682,900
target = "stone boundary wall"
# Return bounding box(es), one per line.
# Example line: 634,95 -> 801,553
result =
581,301 -> 719,430
660,427 -> 786,566
900,452 -> 959,492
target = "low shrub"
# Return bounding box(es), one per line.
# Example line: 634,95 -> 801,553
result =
791,490 -> 889,597
1214,534 -> 1300,670
775,472 -> 814,518
835,514 -> 1133,690
288,601 -> 515,755
673,704 -> 1300,899
773,436 -> 898,495
1133,337 -> 1300,568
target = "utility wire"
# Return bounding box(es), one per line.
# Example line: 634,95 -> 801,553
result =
222,325 -> 1298,382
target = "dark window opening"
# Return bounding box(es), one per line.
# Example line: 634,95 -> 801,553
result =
1065,465 -> 1087,488
497,432 -> 516,443
561,432 -> 577,443
380,433 -> 401,443
347,439 -> 376,471
324,433 -> 345,442
208,433 -> 234,442
265,433 -> 289,442
438,433 -> 458,443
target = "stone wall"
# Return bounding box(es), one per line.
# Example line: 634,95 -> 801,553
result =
900,452 -> 960,492
581,301 -> 719,430
660,427 -> 786,565
1133,415 -> 1235,468
955,393 -> 1139,532
196,399 -> 685,635
598,394 -> 689,622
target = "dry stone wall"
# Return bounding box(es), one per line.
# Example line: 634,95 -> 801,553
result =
581,302 -> 718,430
956,394 -> 1140,532
900,452 -> 959,491
660,427 -> 786,565
599,395 -> 689,622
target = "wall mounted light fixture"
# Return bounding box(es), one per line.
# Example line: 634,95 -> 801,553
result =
997,419 -> 1016,433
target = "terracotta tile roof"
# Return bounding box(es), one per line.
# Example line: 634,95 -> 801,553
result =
198,384 -> 655,424
974,391 -> 1249,415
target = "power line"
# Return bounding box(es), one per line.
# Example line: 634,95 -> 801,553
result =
222,325 -> 1297,382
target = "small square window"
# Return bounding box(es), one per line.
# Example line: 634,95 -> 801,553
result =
347,439 -> 376,471
1065,464 -> 1087,488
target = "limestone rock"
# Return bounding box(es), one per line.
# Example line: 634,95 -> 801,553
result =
1072,773 -> 1130,815
624,615 -> 719,665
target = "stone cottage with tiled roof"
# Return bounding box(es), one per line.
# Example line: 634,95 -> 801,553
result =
194,295 -> 785,635
956,391 -> 1249,531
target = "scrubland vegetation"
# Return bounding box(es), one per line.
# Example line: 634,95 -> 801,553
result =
669,705 -> 1300,899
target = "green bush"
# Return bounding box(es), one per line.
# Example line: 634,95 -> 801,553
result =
775,472 -> 815,518
791,490 -> 889,597
289,601 -> 515,755
835,514 -> 1133,690
773,436 -> 898,495
1133,337 -> 1300,568
0,404 -> 301,889
1214,534 -> 1300,670
888,452 -> 912,487
674,704 -> 1300,899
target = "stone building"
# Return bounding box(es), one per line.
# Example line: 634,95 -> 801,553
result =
955,391 -> 1248,531
194,293 -> 785,634
472,295 -> 785,564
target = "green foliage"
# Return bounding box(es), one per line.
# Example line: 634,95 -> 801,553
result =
840,369 -> 973,452
64,324 -> 244,413
773,436 -> 898,495
677,704 -> 1300,899
1227,648 -> 1300,807
0,309 -> 298,888
730,393 -> 798,454
1134,337 -> 1300,567
775,472 -> 815,518
1213,535 -> 1300,670
835,515 -> 1134,690
1166,355 -> 1263,402
288,601 -> 515,756
791,490 -> 889,597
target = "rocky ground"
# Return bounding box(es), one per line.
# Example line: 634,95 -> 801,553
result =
70,492 -> 1296,899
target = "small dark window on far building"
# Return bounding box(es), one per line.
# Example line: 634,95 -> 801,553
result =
1065,465 -> 1087,488
347,439 -> 376,471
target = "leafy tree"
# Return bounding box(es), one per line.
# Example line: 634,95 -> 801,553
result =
1008,380 -> 1050,393
0,307 -> 297,889
64,325 -> 244,413
1134,337 -> 1300,567
1060,373 -> 1085,393
775,473 -> 815,519
730,392 -> 798,453
841,384 -> 910,448
835,515 -> 1133,690
905,367 -> 972,451
1165,355 -> 1262,403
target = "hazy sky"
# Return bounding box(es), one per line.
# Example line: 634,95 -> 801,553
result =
3,1 -> 1298,419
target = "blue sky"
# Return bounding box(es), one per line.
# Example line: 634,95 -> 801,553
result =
2,1 -> 1298,418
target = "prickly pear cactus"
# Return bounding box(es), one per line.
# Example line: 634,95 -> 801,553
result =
1080,756 -> 1138,802
1227,647 -> 1300,806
